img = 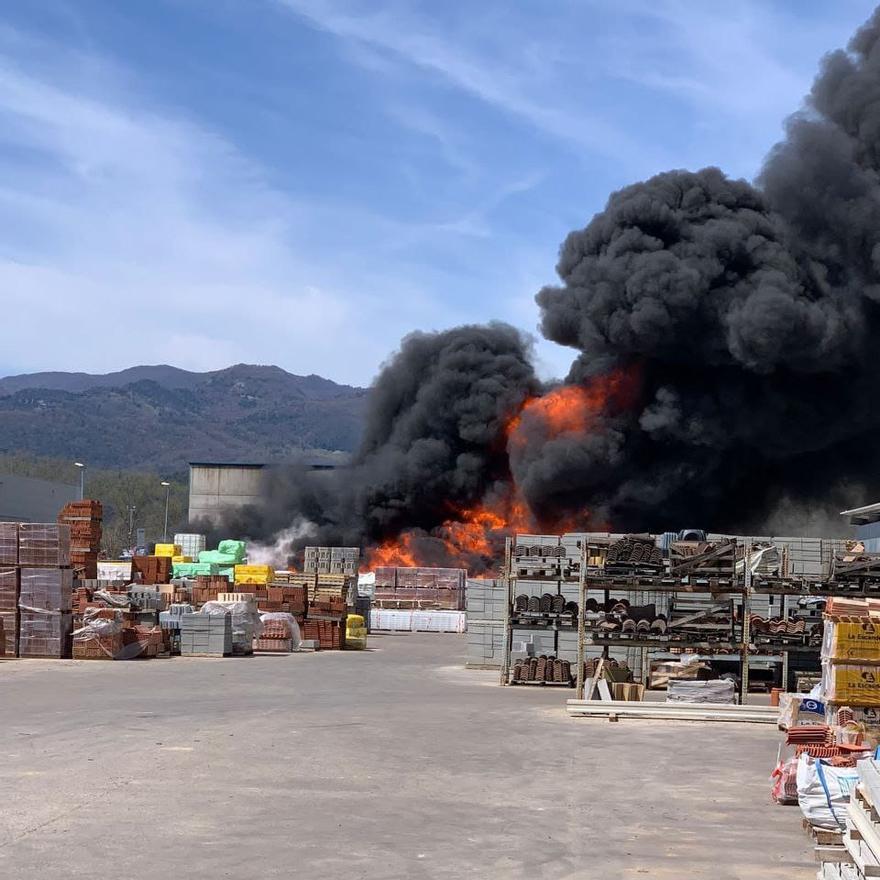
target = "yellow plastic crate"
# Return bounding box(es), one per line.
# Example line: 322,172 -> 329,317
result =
154,543 -> 181,558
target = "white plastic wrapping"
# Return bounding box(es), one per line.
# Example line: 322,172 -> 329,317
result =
796,753 -> 859,830
72,608 -> 124,659
258,612 -> 301,649
201,600 -> 263,644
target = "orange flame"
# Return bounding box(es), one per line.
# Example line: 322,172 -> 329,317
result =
507,366 -> 639,448
362,366 -> 641,574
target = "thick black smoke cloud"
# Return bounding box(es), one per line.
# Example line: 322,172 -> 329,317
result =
217,323 -> 537,553
527,8 -> 880,532
216,8 -> 880,555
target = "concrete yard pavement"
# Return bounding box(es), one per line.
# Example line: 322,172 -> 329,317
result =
0,633 -> 812,879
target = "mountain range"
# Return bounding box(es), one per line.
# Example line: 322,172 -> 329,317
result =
0,364 -> 367,474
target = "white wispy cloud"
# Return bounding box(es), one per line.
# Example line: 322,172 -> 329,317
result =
0,36 -> 444,383
276,0 -> 649,168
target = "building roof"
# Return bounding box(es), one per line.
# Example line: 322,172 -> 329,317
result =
840,502 -> 880,525
189,461 -> 266,469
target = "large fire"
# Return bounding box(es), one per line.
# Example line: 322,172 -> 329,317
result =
362,367 -> 640,574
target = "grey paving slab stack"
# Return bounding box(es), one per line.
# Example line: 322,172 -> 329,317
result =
466,578 -> 506,668
180,612 -> 232,656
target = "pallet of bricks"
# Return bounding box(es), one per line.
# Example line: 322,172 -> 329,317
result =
131,553 -> 172,585
257,571 -> 308,619
294,567 -> 349,650
58,500 -> 102,579
373,566 -> 466,610
191,575 -> 230,606
18,523 -> 73,658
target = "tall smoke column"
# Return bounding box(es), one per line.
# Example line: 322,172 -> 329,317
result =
218,322 -> 537,557
524,7 -> 880,533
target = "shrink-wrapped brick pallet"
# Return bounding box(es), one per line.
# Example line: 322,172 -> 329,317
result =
19,568 -> 72,611
0,522 -> 17,565
18,523 -> 70,567
18,610 -> 72,658
0,568 -> 19,657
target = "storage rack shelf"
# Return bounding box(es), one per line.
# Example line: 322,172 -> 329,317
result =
501,534 -> 879,699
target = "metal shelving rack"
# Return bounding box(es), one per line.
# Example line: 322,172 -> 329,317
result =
572,546 -> 880,701
499,535 -> 590,687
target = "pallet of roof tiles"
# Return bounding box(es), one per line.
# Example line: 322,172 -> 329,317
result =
669,538 -> 737,577
604,534 -> 666,575
18,523 -> 71,567
18,610 -> 73,658
0,522 -> 18,565
833,552 -> 880,583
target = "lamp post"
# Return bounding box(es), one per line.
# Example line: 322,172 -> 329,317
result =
128,505 -> 136,553
74,462 -> 85,500
161,481 -> 171,542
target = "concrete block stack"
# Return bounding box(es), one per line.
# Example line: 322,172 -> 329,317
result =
180,612 -> 232,656
58,500 -> 102,579
304,545 -> 359,576
465,578 -> 506,668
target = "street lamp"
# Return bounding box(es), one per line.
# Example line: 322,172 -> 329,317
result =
161,481 -> 171,542
128,505 -> 137,553
74,462 -> 85,500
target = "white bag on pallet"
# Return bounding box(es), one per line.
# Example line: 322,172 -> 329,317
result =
796,753 -> 859,830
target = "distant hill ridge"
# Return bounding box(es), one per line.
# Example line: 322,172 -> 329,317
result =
0,364 -> 367,472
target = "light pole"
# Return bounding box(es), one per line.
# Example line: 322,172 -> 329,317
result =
161,481 -> 171,542
74,462 -> 85,500
128,505 -> 136,553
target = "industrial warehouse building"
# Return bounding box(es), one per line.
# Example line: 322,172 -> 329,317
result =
0,473 -> 78,523
187,456 -> 346,524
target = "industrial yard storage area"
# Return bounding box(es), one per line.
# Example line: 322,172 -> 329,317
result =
7,510 -> 880,878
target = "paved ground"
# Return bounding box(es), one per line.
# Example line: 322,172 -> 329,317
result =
0,633 -> 812,879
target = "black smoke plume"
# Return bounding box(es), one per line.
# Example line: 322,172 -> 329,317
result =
215,8 -> 880,556
216,323 -> 537,557
529,8 -> 880,533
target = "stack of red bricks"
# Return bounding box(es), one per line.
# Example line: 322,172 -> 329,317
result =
131,555 -> 172,585
191,575 -> 229,606
301,618 -> 344,649
309,596 -> 345,617
58,500 -> 102,579
121,624 -> 164,658
373,566 -> 466,609
0,525 -> 19,657
254,584 -> 307,616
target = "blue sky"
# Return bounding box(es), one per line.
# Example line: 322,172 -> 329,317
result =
0,0 -> 876,386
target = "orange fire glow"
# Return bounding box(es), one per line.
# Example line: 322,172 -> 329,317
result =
362,366 -> 640,573
507,366 -> 639,448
